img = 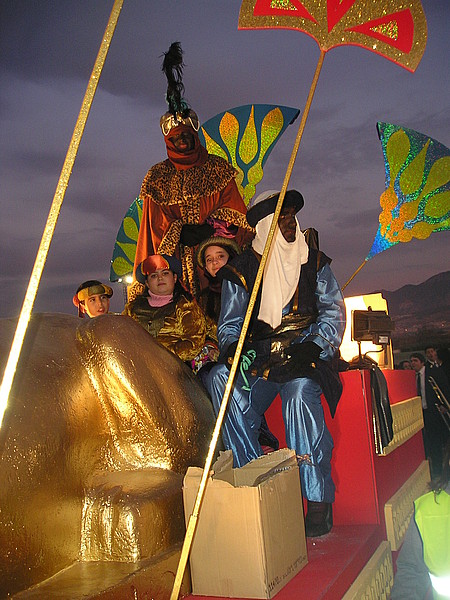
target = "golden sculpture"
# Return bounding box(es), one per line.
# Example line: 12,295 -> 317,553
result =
0,313 -> 215,598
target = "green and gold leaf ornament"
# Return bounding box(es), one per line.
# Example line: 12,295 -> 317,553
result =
110,197 -> 142,282
343,122 -> 449,290
367,122 -> 449,259
199,104 -> 300,204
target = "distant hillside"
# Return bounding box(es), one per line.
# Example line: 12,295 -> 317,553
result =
373,271 -> 450,351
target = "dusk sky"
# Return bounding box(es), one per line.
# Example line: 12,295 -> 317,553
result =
1,0 -> 449,318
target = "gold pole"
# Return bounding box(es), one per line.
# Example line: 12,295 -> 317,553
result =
170,48 -> 326,600
341,259 -> 367,291
0,0 -> 124,430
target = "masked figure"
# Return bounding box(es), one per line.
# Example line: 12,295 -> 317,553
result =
133,43 -> 253,297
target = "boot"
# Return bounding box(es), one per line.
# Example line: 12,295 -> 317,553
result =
305,501 -> 333,537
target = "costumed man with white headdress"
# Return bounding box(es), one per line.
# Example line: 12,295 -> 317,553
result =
206,190 -> 346,537
133,42 -> 253,298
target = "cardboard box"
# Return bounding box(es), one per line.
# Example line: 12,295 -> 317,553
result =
183,448 -> 307,598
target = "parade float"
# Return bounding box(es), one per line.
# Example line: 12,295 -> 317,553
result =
1,1 -> 449,599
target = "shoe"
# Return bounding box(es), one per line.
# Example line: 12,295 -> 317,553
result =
305,501 -> 333,537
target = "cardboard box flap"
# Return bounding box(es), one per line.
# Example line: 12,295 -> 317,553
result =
230,449 -> 297,487
184,449 -> 298,490
212,449 -> 234,474
252,454 -> 298,487
184,465 -> 233,490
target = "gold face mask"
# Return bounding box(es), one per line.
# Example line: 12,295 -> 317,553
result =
160,109 -> 199,137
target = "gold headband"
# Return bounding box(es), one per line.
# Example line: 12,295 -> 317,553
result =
77,284 -> 113,302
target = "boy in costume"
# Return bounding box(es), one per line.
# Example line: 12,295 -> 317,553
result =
73,280 -> 113,318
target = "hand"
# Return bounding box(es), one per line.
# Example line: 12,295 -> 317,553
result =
224,340 -> 239,368
268,342 -> 321,383
223,341 -> 256,369
225,340 -> 256,368
286,342 -> 321,367
180,223 -> 214,247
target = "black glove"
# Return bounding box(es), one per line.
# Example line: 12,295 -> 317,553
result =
180,223 -> 214,247
223,340 -> 239,368
222,341 -> 256,368
286,341 -> 321,366
268,342 -> 321,383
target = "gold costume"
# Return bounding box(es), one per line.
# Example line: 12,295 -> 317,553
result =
123,293 -> 206,362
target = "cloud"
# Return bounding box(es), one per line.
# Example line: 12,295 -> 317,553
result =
1,0 -> 449,319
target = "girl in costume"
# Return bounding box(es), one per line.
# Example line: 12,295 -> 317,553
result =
196,236 -> 241,342
195,235 -> 278,452
191,235 -> 241,377
123,254 -> 206,363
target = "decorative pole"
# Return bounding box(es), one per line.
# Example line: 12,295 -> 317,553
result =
170,48 -> 325,600
342,259 -> 367,290
171,1 -> 427,597
0,0 -> 124,431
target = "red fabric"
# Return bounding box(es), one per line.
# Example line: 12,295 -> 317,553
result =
134,176 -> 252,283
140,255 -> 171,275
135,178 -> 245,258
165,125 -> 208,171
348,9 -> 414,53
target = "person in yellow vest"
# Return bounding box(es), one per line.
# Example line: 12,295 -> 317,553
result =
391,440 -> 450,599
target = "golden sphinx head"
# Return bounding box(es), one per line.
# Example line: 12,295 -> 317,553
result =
0,313 -> 215,597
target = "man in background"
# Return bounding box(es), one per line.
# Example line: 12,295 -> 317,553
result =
410,352 -> 449,478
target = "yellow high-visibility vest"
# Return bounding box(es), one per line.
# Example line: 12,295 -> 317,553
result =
414,490 -> 450,599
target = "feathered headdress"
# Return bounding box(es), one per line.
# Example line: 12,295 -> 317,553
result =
159,42 -> 199,136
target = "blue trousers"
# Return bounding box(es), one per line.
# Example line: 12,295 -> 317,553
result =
206,363 -> 335,502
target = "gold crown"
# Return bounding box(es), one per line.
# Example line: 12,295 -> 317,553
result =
160,109 -> 199,136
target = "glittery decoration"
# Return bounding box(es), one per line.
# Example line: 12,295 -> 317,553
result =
239,105 -> 259,164
271,0 -> 297,11
202,130 -> 228,161
0,314 -> 215,595
219,111 -> 240,164
372,20 -> 399,41
366,122 -> 450,260
239,0 -> 427,72
110,197 -> 143,281
200,104 -> 300,203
